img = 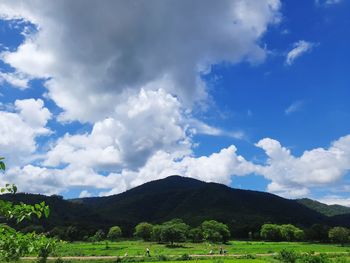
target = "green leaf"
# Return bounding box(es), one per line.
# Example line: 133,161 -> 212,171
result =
0,161 -> 5,171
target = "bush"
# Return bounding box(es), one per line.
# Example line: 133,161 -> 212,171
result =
277,249 -> 299,263
299,253 -> 330,263
158,255 -> 168,261
179,253 -> 191,260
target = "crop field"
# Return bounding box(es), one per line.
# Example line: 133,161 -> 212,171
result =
55,240 -> 350,257
18,240 -> 350,262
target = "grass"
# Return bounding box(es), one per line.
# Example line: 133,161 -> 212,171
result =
54,240 -> 350,257
20,259 -> 276,263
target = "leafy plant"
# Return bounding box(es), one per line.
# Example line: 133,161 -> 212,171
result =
277,249 -> 299,263
0,157 -> 57,262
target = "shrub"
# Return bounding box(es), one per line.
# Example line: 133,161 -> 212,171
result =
277,249 -> 299,263
179,253 -> 191,260
299,253 -> 330,263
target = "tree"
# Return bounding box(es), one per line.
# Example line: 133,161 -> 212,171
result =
151,225 -> 162,243
107,226 -> 122,241
280,224 -> 304,241
328,227 -> 350,246
65,226 -> 79,242
160,219 -> 189,245
305,224 -> 330,242
0,157 -> 56,262
189,227 -> 204,243
260,224 -> 282,241
134,222 -> 153,241
92,229 -> 106,242
201,220 -> 230,243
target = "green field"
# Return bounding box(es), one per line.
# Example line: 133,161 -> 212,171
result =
55,240 -> 350,257
18,240 -> 350,262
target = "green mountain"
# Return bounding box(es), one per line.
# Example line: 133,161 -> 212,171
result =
297,198 -> 350,217
1,175 -> 348,238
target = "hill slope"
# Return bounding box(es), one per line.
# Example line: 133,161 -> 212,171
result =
2,175 -> 346,237
73,176 -> 327,235
297,198 -> 350,217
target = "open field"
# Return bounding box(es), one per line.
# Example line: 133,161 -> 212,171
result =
18,240 -> 350,262
54,240 -> 350,257
19,257 -> 350,263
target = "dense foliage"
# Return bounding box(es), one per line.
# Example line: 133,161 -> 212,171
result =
297,198 -> 350,217
134,222 -> 153,241
1,176 -> 350,244
260,224 -> 304,241
107,226 -> 122,240
328,227 -> 350,246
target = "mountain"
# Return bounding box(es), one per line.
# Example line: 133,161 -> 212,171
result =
297,198 -> 350,217
2,175 -> 348,238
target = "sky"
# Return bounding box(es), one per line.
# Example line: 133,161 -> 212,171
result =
0,0 -> 350,205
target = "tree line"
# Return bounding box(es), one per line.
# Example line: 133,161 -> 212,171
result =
260,223 -> 350,245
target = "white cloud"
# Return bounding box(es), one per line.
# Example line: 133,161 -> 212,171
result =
318,195 -> 350,207
44,89 -> 191,171
315,0 -> 342,6
79,190 -> 92,198
285,40 -> 316,65
255,135 -> 350,197
0,99 -> 51,166
285,100 -> 304,115
6,145 -> 257,196
0,0 -> 281,122
0,71 -> 30,89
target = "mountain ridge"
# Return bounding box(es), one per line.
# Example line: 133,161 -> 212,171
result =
1,175 -> 349,238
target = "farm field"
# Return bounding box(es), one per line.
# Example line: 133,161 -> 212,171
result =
54,240 -> 350,257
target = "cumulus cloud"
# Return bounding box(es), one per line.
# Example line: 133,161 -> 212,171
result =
0,99 -> 51,166
255,135 -> 350,197
5,145 -> 257,196
44,89 -> 191,171
285,40 -> 316,65
0,0 -> 281,122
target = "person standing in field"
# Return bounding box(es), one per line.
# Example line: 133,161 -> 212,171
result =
146,247 -> 151,257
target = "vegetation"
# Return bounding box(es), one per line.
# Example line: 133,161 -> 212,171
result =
201,220 -> 230,243
328,227 -> 350,246
2,176 -> 350,243
260,224 -> 304,242
107,226 -> 122,241
53,240 -> 350,257
0,157 -> 57,262
297,198 -> 350,217
134,222 -> 153,241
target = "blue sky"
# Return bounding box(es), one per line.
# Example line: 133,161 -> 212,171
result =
0,0 -> 350,205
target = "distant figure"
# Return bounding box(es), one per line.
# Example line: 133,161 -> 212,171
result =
219,247 -> 223,255
146,247 -> 151,257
